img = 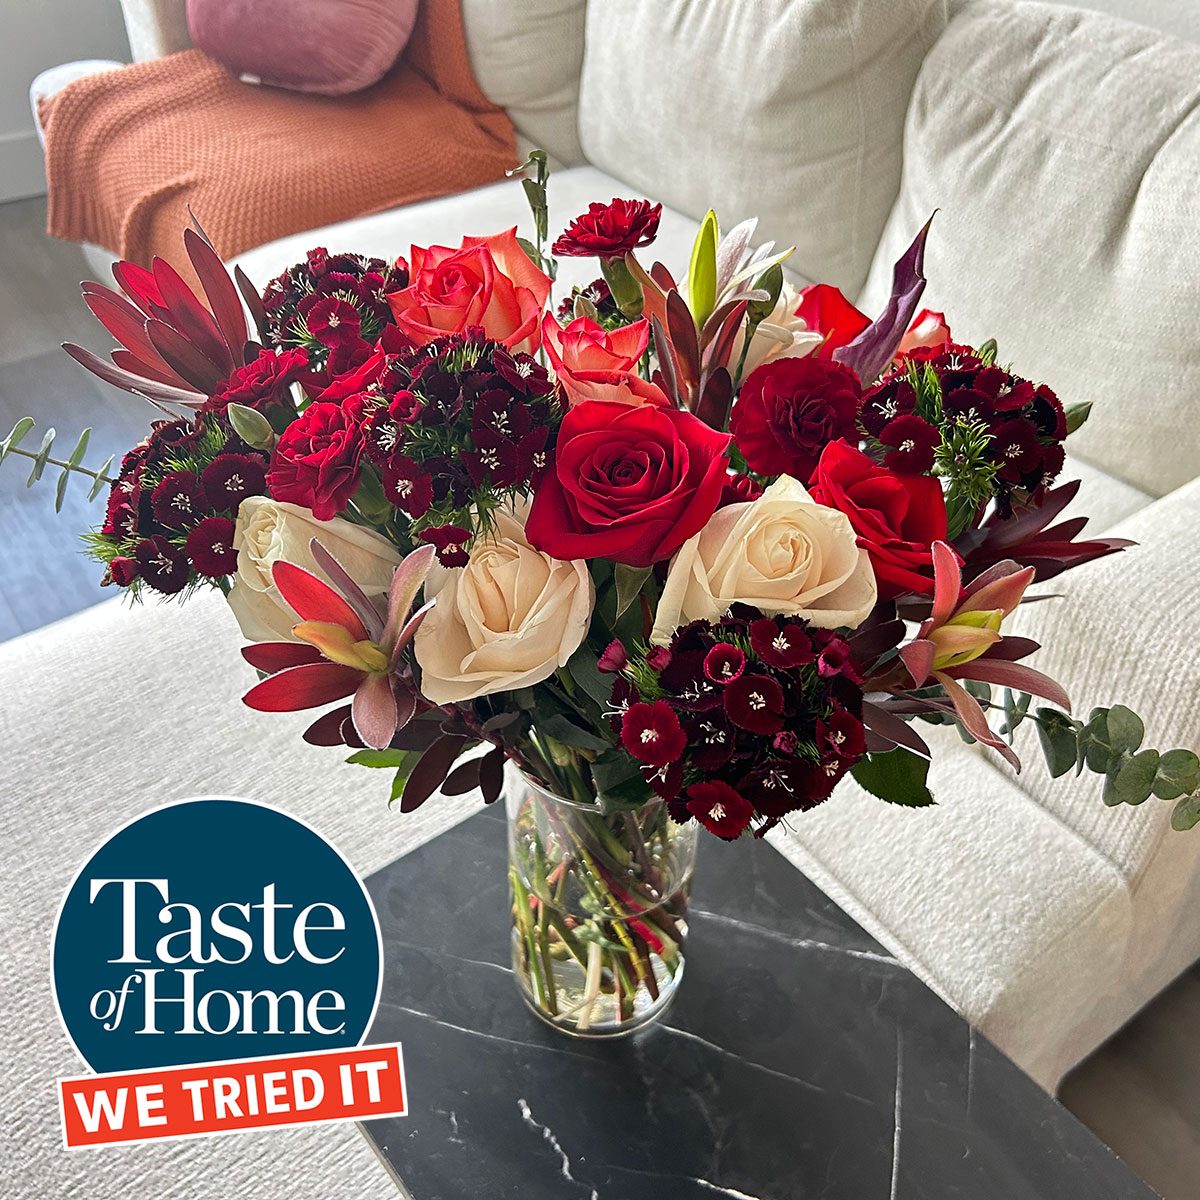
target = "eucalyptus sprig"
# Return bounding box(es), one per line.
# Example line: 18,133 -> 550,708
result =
1,417 -> 115,511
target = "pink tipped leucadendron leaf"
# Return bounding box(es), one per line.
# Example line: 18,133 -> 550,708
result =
381,545 -> 436,652
272,561 -> 370,642
928,540 -> 961,629
241,641 -> 323,672
944,658 -> 1071,712
308,539 -> 386,642
935,672 -> 1021,770
243,662 -> 363,712
390,600 -> 436,670
958,562 -> 1035,616
352,672 -> 400,750
834,215 -> 934,384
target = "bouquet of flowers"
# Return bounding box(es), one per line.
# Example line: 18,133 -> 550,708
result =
8,153 -> 1198,1034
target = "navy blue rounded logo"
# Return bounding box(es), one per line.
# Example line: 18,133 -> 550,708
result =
53,798 -> 381,1073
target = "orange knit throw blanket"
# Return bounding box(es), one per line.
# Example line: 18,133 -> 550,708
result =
41,0 -> 515,273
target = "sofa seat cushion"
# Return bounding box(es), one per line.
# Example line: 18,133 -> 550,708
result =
860,0 -> 1200,499
0,590 -> 483,1196
771,731 -> 1132,1091
1060,452 -> 1153,532
235,166 -> 702,302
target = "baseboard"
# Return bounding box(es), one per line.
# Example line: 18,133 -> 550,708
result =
0,129 -> 47,203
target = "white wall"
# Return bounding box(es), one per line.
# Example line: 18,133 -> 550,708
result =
0,0 -> 130,202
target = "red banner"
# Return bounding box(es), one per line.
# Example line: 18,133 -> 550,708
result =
59,1043 -> 406,1148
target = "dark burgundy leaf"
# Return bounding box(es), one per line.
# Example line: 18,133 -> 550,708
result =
400,733 -> 469,813
479,746 -> 506,804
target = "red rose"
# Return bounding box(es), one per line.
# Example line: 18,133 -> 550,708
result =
204,347 -> 308,413
267,401 -> 365,521
552,198 -> 663,259
526,399 -> 730,568
809,439 -> 947,598
385,228 -> 551,353
730,357 -> 861,480
796,284 -> 870,360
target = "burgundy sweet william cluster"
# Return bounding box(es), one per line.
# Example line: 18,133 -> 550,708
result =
608,608 -> 866,839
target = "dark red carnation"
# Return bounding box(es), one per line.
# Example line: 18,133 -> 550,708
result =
185,516 -> 237,577
526,399 -> 731,568
202,453 -> 267,513
204,347 -> 308,414
621,701 -> 687,767
552,199 -> 663,259
810,439 -> 947,599
150,471 -> 204,528
724,673 -> 785,735
267,401 -> 365,521
134,536 -> 189,595
720,473 -> 764,507
731,357 -> 861,480
879,414 -> 939,474
686,781 -> 753,840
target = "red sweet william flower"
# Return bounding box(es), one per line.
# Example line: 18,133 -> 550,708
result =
552,198 -> 663,259
267,401 -> 365,522
879,413 -> 939,474
108,556 -> 138,587
526,399 -> 731,568
809,439 -> 948,599
730,356 -> 861,480
685,781 -> 753,840
185,516 -> 237,577
621,701 -> 686,766
724,673 -> 785,735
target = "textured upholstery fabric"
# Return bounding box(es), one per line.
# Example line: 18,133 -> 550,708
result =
577,0 -> 948,295
461,0 -> 587,167
0,591 -> 481,1198
1058,452 -> 1152,533
235,166 -> 703,306
861,0 -> 1200,497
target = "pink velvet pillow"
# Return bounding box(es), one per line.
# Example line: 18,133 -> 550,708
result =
187,0 -> 418,96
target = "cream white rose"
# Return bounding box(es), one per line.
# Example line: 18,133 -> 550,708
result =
227,497 -> 401,642
651,475 -> 877,644
741,281 -> 823,377
415,499 -> 594,704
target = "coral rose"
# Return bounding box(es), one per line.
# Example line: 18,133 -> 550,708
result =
540,313 -> 666,407
526,399 -> 731,568
650,474 -> 877,644
385,228 -> 551,354
414,500 -> 594,704
809,439 -> 948,599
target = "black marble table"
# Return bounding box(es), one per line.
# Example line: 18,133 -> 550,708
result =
361,807 -> 1156,1199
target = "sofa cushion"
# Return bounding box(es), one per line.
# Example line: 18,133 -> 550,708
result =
861,0 -> 1200,498
234,166 -> 702,301
461,0 -> 586,167
576,0 -> 946,296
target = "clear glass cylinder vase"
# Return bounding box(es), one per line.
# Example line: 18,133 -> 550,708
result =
504,761 -> 697,1038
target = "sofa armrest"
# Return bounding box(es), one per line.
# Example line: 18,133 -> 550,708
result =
119,0 -> 192,61
29,61 -> 123,146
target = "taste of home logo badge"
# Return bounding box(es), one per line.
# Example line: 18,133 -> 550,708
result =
51,797 -> 407,1148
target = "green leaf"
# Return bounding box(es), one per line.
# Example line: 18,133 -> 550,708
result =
539,713 -> 611,754
591,749 -> 650,814
1083,708 -> 1115,772
227,402 -> 275,449
566,645 -> 613,709
1000,689 -> 1032,741
1103,748 -> 1160,806
346,748 -> 412,768
614,563 -> 651,619
688,209 -> 719,327
1035,707 -> 1079,778
1105,705 -> 1145,756
1153,748 -> 1200,801
26,427 -> 55,485
850,748 -> 935,807
1064,400 -> 1093,435
1171,791 -> 1200,832
0,416 -> 35,461
976,339 -> 998,366
388,754 -> 422,807
89,456 -> 115,500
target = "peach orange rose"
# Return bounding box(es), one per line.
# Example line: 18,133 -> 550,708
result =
540,313 -> 667,406
386,228 -> 551,354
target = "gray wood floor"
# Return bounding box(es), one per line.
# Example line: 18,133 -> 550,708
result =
2,195 -> 1198,1197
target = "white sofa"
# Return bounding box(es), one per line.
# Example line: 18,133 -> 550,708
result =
9,1 -> 1200,1196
